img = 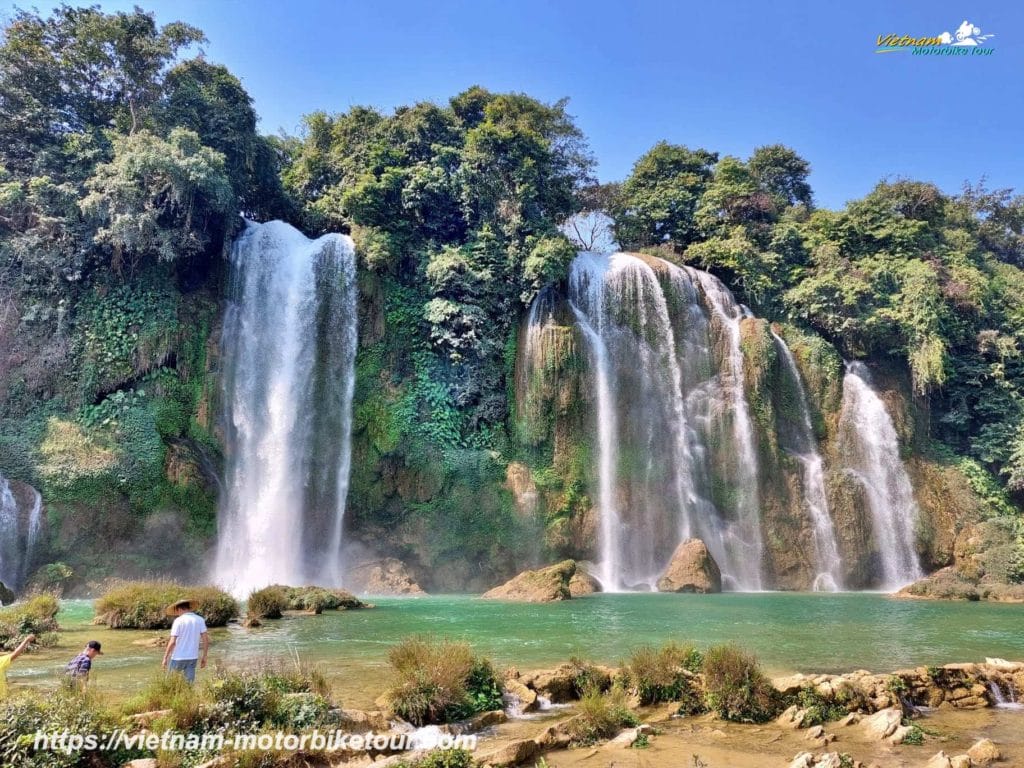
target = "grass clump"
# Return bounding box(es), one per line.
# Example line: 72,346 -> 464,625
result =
0,594 -> 60,650
246,585 -> 366,620
385,635 -> 503,726
246,585 -> 289,620
701,644 -> 780,723
568,682 -> 639,745
283,586 -> 364,613
624,642 -> 704,710
93,580 -> 239,629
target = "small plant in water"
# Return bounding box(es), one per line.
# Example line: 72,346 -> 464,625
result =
902,725 -> 925,746
631,733 -> 650,749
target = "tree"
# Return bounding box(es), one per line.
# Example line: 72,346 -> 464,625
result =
0,6 -> 204,174
611,141 -> 718,250
80,128 -> 234,271
748,144 -> 813,209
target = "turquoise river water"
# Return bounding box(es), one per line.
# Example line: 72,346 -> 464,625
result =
9,593 -> 1024,708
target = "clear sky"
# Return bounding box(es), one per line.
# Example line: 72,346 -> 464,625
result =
2,0 -> 1021,209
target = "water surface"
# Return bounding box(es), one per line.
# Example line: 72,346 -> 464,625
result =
11,593 -> 1024,708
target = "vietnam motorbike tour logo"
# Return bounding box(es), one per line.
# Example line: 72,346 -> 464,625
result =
875,19 -> 995,56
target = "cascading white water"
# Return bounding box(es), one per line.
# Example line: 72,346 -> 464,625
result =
771,332 -> 843,591
0,473 -> 42,593
214,220 -> 357,595
838,362 -> 923,590
988,679 -> 1022,709
566,251 -> 765,591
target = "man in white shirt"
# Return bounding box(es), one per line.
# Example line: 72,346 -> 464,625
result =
161,599 -> 209,683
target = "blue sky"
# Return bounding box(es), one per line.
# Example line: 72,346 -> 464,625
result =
2,1 -> 1021,209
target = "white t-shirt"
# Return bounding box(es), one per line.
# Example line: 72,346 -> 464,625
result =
169,612 -> 208,661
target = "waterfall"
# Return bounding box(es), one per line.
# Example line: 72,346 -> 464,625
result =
988,679 -> 1022,709
771,333 -> 843,591
566,251 -> 764,591
837,362 -> 923,590
0,473 -> 43,593
214,220 -> 358,594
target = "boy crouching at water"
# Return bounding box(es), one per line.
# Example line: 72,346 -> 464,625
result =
64,640 -> 103,689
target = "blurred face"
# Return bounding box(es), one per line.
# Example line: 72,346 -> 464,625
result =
86,648 -> 98,658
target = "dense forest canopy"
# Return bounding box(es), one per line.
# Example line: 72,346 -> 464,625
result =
0,6 -> 1021,587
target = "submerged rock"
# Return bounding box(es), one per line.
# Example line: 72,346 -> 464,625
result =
656,538 -> 722,593
482,560 -> 576,602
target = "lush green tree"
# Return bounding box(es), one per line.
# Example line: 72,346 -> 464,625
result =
611,141 -> 718,250
0,5 -> 204,175
80,128 -> 234,270
748,144 -> 813,209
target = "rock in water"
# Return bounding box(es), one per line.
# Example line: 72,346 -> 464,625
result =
656,538 -> 722,593
482,560 -> 576,602
347,558 -> 425,595
568,569 -> 600,597
967,738 -> 1002,765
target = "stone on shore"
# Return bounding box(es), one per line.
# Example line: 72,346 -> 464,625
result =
925,753 -> 953,768
656,538 -> 722,593
860,707 -> 902,740
482,560 -> 576,602
967,738 -> 1002,765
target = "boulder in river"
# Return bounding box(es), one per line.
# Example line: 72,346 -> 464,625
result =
656,538 -> 722,593
347,557 -> 426,595
482,560 -> 576,602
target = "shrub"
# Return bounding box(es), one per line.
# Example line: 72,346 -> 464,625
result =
93,580 -> 239,629
0,689 -> 143,767
624,642 -> 703,707
385,636 -> 502,726
568,682 -> 639,745
205,661 -> 333,729
247,585 -> 289,620
568,655 -> 610,697
701,645 -> 780,723
392,749 -> 476,768
0,594 -> 60,650
283,586 -> 365,613
793,686 -> 847,726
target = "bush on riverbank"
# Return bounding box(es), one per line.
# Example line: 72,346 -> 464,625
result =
0,594 -> 61,650
568,682 -> 639,745
702,644 -> 781,723
385,636 -> 503,725
0,689 -> 144,768
624,642 -> 704,709
93,581 -> 239,629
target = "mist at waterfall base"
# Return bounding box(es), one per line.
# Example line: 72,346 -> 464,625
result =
213,221 -> 357,595
526,251 -> 923,594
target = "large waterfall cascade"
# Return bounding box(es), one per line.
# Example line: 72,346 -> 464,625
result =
214,220 -> 358,594
771,332 -> 844,591
0,472 -> 43,593
565,251 -> 766,592
838,362 -> 923,589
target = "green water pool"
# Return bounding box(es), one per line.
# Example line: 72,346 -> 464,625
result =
10,593 -> 1024,707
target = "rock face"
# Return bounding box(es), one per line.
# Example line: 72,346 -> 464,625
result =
482,560 -> 576,602
346,558 -> 425,595
656,538 -> 722,593
899,520 -> 1024,602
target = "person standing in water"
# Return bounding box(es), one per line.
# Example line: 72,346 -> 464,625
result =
64,640 -> 103,689
161,599 -> 208,684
